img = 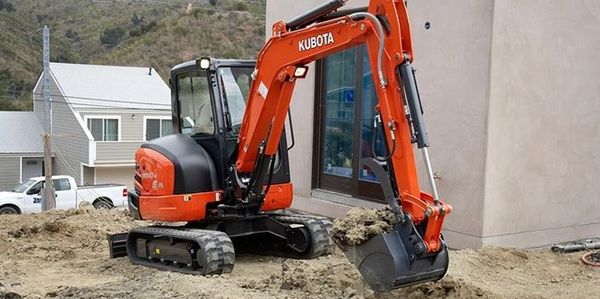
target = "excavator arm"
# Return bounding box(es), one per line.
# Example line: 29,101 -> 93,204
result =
234,0 -> 451,254
117,0 -> 452,292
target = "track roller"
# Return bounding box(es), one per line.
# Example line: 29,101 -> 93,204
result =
272,214 -> 335,258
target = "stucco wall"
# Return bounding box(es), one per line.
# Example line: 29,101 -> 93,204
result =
406,0 -> 494,248
483,0 -> 600,247
265,0 -> 600,248
266,0 -> 494,248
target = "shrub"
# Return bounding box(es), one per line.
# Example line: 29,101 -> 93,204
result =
0,0 -> 15,12
100,27 -> 125,47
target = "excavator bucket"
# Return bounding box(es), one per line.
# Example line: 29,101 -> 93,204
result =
341,221 -> 449,292
340,159 -> 449,292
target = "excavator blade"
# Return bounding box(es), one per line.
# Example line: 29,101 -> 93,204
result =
341,221 -> 449,292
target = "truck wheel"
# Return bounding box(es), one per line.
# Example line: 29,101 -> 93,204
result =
93,198 -> 113,210
0,206 -> 20,215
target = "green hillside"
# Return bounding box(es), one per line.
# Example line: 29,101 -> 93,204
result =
0,0 -> 266,111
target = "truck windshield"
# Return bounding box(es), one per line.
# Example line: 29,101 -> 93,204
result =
12,179 -> 36,193
217,67 -> 253,137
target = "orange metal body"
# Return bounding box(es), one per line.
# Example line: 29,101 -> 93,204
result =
137,183 -> 293,222
139,191 -> 221,222
135,148 -> 175,196
135,145 -> 294,222
234,0 -> 451,253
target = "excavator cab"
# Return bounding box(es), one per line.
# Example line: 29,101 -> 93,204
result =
169,59 -> 292,192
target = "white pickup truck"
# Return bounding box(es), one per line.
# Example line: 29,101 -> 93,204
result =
0,175 -> 128,214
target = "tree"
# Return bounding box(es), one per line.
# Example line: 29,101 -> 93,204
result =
131,13 -> 143,26
100,27 -> 125,47
209,0 -> 217,6
0,0 -> 15,12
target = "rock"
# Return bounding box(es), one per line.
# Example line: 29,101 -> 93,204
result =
43,221 -> 60,233
0,292 -> 22,299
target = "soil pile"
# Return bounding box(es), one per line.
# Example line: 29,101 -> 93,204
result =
0,208 -> 599,298
331,207 -> 398,248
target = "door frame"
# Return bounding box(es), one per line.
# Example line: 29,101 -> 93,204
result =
311,46 -> 384,202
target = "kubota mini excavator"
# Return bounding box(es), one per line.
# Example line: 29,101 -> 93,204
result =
109,0 -> 451,292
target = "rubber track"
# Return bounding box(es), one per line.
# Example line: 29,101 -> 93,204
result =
273,214 -> 335,258
127,226 -> 235,275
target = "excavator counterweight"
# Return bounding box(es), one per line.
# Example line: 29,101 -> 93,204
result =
109,0 -> 451,292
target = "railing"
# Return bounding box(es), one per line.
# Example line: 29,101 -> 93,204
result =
94,141 -> 142,164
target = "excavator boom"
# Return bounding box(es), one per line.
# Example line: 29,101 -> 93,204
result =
231,0 -> 452,290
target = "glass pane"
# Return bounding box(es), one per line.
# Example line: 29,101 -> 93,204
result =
146,119 -> 160,140
161,119 -> 172,137
359,49 -> 384,182
322,47 -> 356,178
53,179 -> 71,191
88,119 -> 103,141
28,182 -> 42,194
177,71 -> 214,136
218,67 -> 254,138
104,119 -> 118,141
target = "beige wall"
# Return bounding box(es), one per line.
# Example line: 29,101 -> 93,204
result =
95,166 -> 136,190
266,0 -> 600,249
483,0 -> 600,247
407,0 -> 494,248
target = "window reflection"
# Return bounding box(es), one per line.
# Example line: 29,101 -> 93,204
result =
322,48 -> 356,178
178,72 -> 214,136
359,50 -> 384,182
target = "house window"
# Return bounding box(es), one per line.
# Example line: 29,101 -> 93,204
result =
86,117 -> 119,141
145,117 -> 173,141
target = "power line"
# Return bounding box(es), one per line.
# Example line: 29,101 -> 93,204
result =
0,95 -> 172,110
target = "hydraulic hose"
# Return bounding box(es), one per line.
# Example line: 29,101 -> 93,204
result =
349,12 -> 387,87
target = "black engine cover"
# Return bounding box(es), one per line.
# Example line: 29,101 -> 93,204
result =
142,134 -> 218,194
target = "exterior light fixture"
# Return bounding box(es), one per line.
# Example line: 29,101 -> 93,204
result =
197,57 -> 211,70
293,65 -> 308,78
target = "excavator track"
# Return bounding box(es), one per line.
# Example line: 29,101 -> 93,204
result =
271,214 -> 335,258
126,226 -> 235,275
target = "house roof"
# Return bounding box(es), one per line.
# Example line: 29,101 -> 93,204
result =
0,112 -> 44,153
48,62 -> 171,110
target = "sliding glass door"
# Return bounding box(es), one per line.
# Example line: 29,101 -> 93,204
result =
314,46 -> 385,201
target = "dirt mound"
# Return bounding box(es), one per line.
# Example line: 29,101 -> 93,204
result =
0,209 -> 599,298
331,207 -> 398,248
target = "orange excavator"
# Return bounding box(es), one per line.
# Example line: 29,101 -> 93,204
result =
110,0 -> 451,292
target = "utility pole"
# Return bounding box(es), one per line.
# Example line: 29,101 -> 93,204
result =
41,25 -> 55,211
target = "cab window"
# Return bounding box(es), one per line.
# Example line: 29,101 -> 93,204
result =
26,182 -> 42,195
217,67 -> 253,138
53,179 -> 71,191
177,71 -> 214,136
